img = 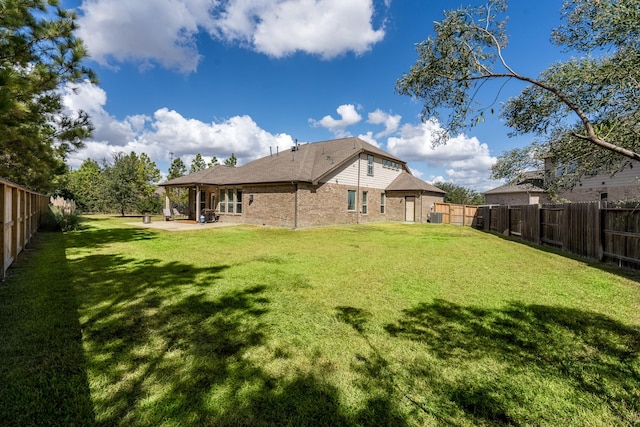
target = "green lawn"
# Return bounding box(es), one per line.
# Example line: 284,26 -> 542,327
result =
1,216 -> 639,426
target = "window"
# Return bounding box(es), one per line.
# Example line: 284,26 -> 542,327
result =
362,191 -> 368,214
367,155 -> 374,176
219,189 -> 226,213
236,189 -> 243,214
347,190 -> 356,211
219,188 -> 244,214
600,192 -> 608,202
380,193 -> 385,214
227,189 -> 234,214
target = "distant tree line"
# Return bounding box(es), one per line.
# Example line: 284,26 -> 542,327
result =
60,151 -> 238,215
433,182 -> 485,205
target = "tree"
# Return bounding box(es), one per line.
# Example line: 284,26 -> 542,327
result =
433,181 -> 484,205
168,157 -> 186,180
103,152 -> 160,216
208,156 -> 219,167
396,0 -> 640,189
166,157 -> 188,209
224,153 -> 237,166
189,153 -> 206,174
0,0 -> 97,191
66,158 -> 106,212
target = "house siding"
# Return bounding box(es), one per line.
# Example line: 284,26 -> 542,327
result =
546,159 -> 640,202
321,154 -> 403,188
558,166 -> 640,202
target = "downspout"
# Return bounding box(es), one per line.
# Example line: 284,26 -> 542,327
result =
357,155 -> 361,224
292,182 -> 298,229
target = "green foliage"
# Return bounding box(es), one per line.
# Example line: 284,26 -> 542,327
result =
189,153 -> 206,174
45,196 -> 80,231
433,181 -> 485,205
398,0 -> 640,188
208,156 -> 219,167
0,0 -> 97,191
103,151 -> 161,216
65,159 -> 107,212
167,157 -> 186,180
224,153 -> 237,166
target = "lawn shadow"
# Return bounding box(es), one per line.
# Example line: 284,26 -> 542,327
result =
335,306 -> 414,426
0,232 -> 95,425
73,243 -> 360,425
67,217 -> 158,249
385,299 -> 640,425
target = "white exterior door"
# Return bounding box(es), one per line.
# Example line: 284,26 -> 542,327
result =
405,197 -> 415,222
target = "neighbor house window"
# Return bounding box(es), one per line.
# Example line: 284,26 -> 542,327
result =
362,191 -> 368,214
380,193 -> 385,214
219,189 -> 226,213
367,155 -> 374,176
236,189 -> 243,214
347,190 -> 356,211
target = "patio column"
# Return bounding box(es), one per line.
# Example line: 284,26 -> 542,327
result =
165,190 -> 171,211
195,185 -> 201,222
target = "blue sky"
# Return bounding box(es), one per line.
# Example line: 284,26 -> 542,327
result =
61,0 -> 567,191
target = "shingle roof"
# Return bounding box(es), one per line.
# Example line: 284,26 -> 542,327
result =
160,137 -> 436,191
387,172 -> 446,193
483,182 -> 546,195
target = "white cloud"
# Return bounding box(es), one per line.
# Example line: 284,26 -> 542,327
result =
248,0 -> 385,58
386,119 -> 500,191
367,109 -> 401,138
77,0 -> 386,72
310,104 -> 362,137
63,81 -> 293,169
356,131 -> 380,147
77,0 -> 214,73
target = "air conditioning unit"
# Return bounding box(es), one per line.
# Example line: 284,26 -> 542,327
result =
430,212 -> 443,224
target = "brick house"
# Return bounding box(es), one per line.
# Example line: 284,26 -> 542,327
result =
484,172 -> 550,205
160,137 -> 445,228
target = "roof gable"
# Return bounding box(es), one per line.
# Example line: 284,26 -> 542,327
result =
386,171 -> 445,193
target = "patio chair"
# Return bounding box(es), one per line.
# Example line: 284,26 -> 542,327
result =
163,208 -> 173,221
172,208 -> 186,220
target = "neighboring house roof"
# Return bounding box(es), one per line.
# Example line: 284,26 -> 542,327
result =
387,171 -> 445,193
484,170 -> 547,196
484,182 -> 546,195
161,137 -> 429,191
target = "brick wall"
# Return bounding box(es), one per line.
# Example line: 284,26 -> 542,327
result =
206,182 -> 445,228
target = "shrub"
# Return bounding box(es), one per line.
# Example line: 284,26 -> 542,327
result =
47,196 -> 79,232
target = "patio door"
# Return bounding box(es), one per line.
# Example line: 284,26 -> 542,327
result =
210,194 -> 216,211
405,196 -> 415,222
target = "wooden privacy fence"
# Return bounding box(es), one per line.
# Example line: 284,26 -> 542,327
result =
433,203 -> 479,226
475,202 -> 640,269
1,178 -> 49,280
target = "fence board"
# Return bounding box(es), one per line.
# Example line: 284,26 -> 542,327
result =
602,206 -> 640,268
433,203 -> 478,227
0,178 -> 48,280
